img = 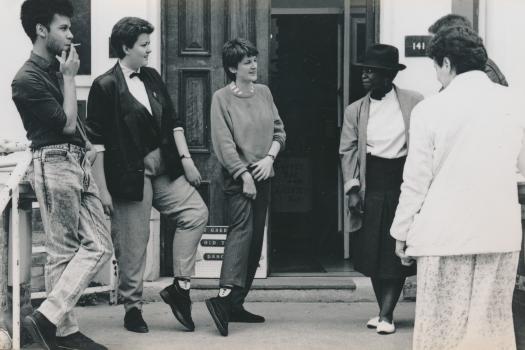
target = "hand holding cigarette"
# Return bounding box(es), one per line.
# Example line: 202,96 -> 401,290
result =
56,44 -> 80,77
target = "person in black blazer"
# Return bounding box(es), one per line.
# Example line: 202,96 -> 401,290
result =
86,17 -> 208,334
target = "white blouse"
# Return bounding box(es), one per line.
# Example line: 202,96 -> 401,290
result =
367,89 -> 407,158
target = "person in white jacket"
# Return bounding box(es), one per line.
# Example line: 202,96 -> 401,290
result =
390,26 -> 525,350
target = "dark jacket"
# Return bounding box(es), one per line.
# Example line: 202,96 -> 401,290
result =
86,63 -> 184,201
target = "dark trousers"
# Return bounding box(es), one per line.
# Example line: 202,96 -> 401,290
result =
219,175 -> 270,309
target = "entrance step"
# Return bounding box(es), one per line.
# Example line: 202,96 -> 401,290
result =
142,277 -> 381,303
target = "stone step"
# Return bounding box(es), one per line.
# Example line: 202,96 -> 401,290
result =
142,276 -> 389,303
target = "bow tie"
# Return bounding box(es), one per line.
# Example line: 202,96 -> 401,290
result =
129,71 -> 144,80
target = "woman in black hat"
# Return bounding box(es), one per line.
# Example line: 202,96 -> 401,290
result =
339,44 -> 423,334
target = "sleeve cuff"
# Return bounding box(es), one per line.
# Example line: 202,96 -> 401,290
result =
173,127 -> 184,133
390,226 -> 408,241
344,179 -> 360,194
233,167 -> 249,180
93,144 -> 105,153
273,137 -> 285,150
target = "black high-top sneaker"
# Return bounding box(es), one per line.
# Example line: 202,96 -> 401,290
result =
205,289 -> 233,336
160,279 -> 195,331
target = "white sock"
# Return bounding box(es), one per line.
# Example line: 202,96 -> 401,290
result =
177,279 -> 190,290
219,288 -> 232,297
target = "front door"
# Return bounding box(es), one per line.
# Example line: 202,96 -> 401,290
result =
160,0 -> 271,275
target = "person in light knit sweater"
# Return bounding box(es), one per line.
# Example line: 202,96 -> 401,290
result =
206,38 -> 285,337
391,26 -> 525,350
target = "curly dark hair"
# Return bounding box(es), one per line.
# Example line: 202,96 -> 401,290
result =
428,14 -> 472,34
20,0 -> 74,43
427,26 -> 487,74
110,17 -> 154,59
222,38 -> 259,81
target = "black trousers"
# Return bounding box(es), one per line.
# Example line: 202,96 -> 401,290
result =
219,173 -> 270,309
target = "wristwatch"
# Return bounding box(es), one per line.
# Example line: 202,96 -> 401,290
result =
267,154 -> 275,161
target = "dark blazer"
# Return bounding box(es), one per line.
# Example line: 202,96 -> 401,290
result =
86,63 -> 184,201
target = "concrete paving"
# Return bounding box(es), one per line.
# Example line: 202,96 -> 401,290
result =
25,301 -> 416,350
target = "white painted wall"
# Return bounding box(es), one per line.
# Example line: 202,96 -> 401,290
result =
3,0 -> 32,141
83,0 -> 161,100
380,0 -> 525,97
485,0 -> 525,94
380,0 -> 452,97
1,0 -> 161,141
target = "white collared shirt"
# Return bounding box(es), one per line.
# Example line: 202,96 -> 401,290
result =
366,89 -> 407,158
93,62 -> 183,153
119,61 -> 152,115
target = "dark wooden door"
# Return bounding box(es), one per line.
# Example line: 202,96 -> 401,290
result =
160,0 -> 271,275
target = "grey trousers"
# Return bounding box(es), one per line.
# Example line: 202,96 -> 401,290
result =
30,144 -> 113,336
112,150 -> 208,311
219,175 -> 270,309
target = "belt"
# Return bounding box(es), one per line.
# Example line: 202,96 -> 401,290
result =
32,143 -> 86,159
33,143 -> 85,152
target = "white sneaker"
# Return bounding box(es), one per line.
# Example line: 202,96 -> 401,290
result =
376,320 -> 395,334
366,316 -> 380,329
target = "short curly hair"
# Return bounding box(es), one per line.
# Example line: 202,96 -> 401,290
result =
20,0 -> 74,43
427,26 -> 487,74
110,17 -> 154,59
428,14 -> 472,34
222,38 -> 259,81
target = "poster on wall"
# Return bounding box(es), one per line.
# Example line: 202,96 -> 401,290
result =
71,0 -> 91,75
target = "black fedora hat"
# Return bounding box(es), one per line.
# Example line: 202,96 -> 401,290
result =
354,44 -> 406,71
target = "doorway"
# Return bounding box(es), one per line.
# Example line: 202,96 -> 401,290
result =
268,4 -> 370,275
269,14 -> 343,274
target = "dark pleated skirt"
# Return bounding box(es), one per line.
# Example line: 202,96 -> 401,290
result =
351,154 -> 417,278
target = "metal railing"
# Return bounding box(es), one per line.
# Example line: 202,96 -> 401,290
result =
0,151 -> 32,350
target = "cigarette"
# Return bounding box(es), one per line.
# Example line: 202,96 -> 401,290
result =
72,43 -> 81,47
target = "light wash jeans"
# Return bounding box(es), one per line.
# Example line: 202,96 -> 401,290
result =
29,144 -> 113,336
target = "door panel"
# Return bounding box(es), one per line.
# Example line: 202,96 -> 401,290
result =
160,0 -> 270,275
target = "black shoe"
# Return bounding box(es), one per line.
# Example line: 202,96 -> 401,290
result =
22,311 -> 56,350
230,307 -> 265,323
56,331 -> 108,350
124,308 -> 149,333
160,283 -> 195,331
205,295 -> 232,337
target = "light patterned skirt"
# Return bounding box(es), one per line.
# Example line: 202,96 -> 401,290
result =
413,252 -> 519,350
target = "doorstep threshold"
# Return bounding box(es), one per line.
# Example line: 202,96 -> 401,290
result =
150,276 -> 356,290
